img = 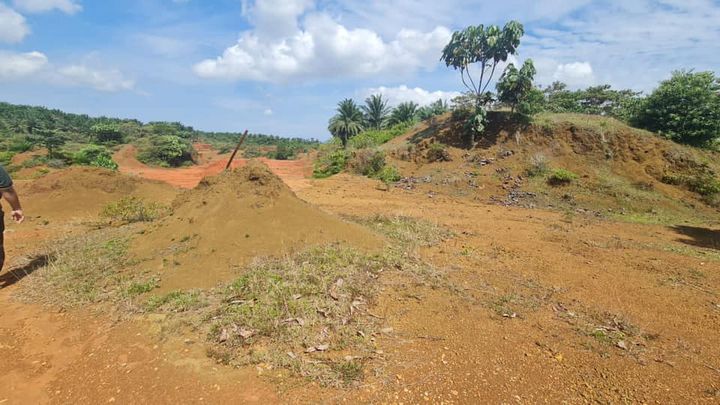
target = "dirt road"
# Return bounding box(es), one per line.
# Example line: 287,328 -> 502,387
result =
113,144 -> 312,191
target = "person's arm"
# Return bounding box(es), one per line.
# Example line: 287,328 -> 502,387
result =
1,186 -> 24,223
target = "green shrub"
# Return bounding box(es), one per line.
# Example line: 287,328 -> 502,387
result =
548,168 -> 578,185
73,145 -> 119,170
373,165 -> 401,184
426,143 -> 451,162
348,122 -> 412,149
685,174 -> 720,196
0,151 -> 15,165
313,145 -> 349,178
100,196 -> 168,224
4,135 -> 33,153
137,135 -> 194,167
347,149 -> 386,176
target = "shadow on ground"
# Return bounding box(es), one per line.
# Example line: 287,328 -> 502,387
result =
0,254 -> 51,288
670,225 -> 720,251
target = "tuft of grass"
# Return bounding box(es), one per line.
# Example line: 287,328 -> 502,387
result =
351,214 -> 453,247
145,290 -> 205,312
124,278 -> 160,297
547,168 -> 578,186
525,153 -> 550,177
100,196 -> 169,224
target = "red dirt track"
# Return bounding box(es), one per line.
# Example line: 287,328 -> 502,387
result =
113,144 -> 312,190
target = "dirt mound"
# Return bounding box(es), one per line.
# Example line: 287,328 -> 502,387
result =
17,167 -> 177,220
131,161 -> 383,291
383,112 -> 720,223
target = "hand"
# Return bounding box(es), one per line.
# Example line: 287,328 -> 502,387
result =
11,210 -> 24,223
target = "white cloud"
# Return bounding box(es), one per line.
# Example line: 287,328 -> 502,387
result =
363,85 -> 460,106
194,0 -> 451,82
0,50 -> 48,78
0,4 -> 30,43
56,65 -> 135,92
552,62 -> 594,87
12,0 -> 81,14
264,108 -> 273,115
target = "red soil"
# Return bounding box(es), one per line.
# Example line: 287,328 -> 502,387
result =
113,144 -> 312,190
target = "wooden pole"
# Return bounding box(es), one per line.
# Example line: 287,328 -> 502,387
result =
225,129 -> 249,170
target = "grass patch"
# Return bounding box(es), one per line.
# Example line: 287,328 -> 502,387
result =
547,168 -> 578,186
21,229 -> 133,307
351,214 -> 454,247
145,290 -> 205,312
203,245 -> 438,387
100,196 -> 169,224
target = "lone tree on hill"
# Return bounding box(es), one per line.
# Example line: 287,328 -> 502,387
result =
441,20 -> 526,142
328,99 -> 364,148
362,94 -> 391,130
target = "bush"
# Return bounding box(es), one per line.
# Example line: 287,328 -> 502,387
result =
100,196 -> 168,224
548,168 -> 578,185
526,153 -> 549,177
426,143 -> 451,162
373,165 -> 401,184
347,149 -> 386,176
137,135 -> 195,167
348,122 -> 412,149
313,145 -> 349,178
632,70 -> 720,147
73,145 -> 119,170
8,136 -> 33,153
0,151 -> 15,165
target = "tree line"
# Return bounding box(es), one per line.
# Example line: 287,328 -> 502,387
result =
0,102 -> 320,168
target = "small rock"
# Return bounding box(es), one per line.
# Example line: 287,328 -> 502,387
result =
617,340 -> 628,350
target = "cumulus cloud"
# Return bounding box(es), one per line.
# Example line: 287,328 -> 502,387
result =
12,0 -> 82,14
363,85 -> 460,106
56,65 -> 135,92
0,4 -> 30,43
0,50 -> 48,78
194,0 -> 451,82
553,62 -> 594,87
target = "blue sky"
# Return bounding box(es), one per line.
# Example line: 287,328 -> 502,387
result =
1,0 -> 718,139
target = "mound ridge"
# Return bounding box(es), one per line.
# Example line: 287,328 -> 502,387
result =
19,167 -> 177,220
132,161 -> 383,291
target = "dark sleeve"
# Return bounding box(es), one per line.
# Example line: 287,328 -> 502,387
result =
0,165 -> 13,189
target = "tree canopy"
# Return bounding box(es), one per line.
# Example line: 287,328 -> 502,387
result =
632,70 -> 720,147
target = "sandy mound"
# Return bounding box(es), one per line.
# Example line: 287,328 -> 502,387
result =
132,161 -> 383,291
17,167 -> 177,221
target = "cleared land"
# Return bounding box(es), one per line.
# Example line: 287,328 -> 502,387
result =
1,115 -> 719,403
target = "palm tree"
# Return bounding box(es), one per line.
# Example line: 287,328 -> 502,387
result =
361,94 -> 390,130
328,99 -> 364,148
388,101 -> 419,126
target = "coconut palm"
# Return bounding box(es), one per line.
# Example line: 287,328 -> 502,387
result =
328,98 -> 364,148
388,101 -> 419,125
361,94 -> 390,130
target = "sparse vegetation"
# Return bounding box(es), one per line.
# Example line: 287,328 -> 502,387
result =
100,196 -> 169,224
547,168 -> 578,186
